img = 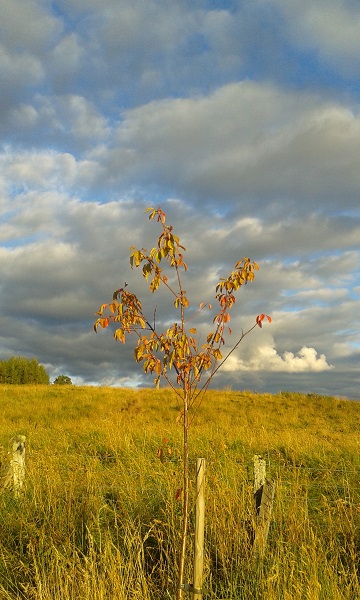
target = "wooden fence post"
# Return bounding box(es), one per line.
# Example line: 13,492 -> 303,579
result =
2,435 -> 26,497
192,458 -> 205,600
253,455 -> 275,556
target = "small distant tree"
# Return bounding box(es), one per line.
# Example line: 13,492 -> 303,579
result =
94,207 -> 271,598
53,375 -> 72,385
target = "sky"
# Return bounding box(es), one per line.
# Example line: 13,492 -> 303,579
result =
1,0 -> 359,398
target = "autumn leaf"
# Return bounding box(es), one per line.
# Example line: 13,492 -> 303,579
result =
213,348 -> 223,361
95,303 -> 108,315
256,314 -> 264,327
256,314 -> 272,327
100,317 -> 109,329
114,328 -> 125,343
181,295 -> 189,307
109,302 -> 118,314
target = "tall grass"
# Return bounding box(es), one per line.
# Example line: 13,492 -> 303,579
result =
0,386 -> 359,599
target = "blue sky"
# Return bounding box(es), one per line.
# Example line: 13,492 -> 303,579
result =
1,0 -> 359,397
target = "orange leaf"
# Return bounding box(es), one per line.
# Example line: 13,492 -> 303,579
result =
157,209 -> 166,224
256,313 -> 271,327
100,317 -> 110,328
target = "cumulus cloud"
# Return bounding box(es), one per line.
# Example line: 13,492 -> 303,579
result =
223,343 -> 333,373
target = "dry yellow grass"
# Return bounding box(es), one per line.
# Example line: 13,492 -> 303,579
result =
0,386 -> 359,599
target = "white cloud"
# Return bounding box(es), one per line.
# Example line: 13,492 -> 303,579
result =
271,0 -> 360,74
93,82 -> 360,212
0,44 -> 44,90
41,94 -> 110,142
0,148 -> 100,193
9,104 -> 39,129
49,33 -> 84,90
0,0 -> 62,55
223,342 -> 333,373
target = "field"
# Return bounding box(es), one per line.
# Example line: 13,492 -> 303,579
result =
0,385 -> 359,599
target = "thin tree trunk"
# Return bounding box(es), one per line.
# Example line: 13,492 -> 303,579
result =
176,390 -> 190,600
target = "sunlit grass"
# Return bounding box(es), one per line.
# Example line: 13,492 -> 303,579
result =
0,386 -> 359,599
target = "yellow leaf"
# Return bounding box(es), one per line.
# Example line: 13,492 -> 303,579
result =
213,348 -> 222,360
182,296 -> 189,307
114,328 -> 125,343
109,302 -> 118,314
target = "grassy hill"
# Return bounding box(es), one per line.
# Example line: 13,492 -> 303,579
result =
0,386 -> 359,599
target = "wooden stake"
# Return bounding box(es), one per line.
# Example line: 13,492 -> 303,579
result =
253,455 -> 275,556
193,458 -> 205,599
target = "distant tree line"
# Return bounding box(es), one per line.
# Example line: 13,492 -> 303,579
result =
0,356 -> 50,384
